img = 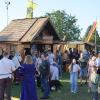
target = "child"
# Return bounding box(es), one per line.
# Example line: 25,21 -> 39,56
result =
50,62 -> 62,91
90,66 -> 100,100
69,59 -> 80,93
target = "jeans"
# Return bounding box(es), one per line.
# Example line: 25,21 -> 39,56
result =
58,65 -> 62,77
70,72 -> 78,93
41,77 -> 50,97
80,67 -> 87,77
92,92 -> 98,100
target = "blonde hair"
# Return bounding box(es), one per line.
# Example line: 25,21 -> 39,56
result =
24,55 -> 33,64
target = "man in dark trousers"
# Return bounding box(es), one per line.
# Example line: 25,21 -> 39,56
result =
40,53 -> 50,99
0,52 -> 16,100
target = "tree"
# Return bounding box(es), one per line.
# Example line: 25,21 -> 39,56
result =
83,25 -> 100,44
45,10 -> 81,41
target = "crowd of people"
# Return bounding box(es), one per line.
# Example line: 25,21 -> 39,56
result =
68,49 -> 100,100
0,48 -> 100,100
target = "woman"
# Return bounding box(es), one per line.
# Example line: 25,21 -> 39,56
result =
88,56 -> 96,92
20,55 -> 38,100
68,59 -> 80,93
63,50 -> 69,72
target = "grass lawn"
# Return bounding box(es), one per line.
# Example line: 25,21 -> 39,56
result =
11,73 -> 100,100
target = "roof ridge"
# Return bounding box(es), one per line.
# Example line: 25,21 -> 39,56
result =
12,17 -> 49,22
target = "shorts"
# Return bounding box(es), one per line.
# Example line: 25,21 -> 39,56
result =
80,67 -> 87,77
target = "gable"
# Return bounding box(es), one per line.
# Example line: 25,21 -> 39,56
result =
0,17 -> 60,43
20,17 -> 49,42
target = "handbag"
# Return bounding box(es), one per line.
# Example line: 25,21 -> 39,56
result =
14,67 -> 24,81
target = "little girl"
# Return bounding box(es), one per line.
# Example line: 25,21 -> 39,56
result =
69,59 -> 80,93
90,66 -> 100,100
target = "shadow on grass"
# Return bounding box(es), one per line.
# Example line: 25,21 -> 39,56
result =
11,73 -> 100,100
11,84 -> 21,99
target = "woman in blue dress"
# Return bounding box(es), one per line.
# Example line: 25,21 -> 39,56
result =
20,55 -> 38,100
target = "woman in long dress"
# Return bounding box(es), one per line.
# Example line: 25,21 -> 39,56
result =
88,56 -> 96,92
20,55 -> 38,100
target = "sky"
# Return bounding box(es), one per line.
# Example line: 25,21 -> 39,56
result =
0,0 -> 100,37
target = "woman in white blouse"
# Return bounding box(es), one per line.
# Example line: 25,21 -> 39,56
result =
69,59 -> 80,93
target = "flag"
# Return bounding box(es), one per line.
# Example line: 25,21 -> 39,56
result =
97,20 -> 100,28
86,21 -> 97,42
26,1 -> 37,18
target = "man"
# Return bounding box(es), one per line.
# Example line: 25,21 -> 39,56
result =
31,49 -> 37,64
48,48 -> 55,65
56,50 -> 63,77
79,53 -> 87,85
83,49 -> 90,62
0,52 -> 16,100
95,53 -> 100,68
40,53 -> 50,99
95,52 -> 100,77
12,51 -> 22,68
12,51 -> 22,84
50,62 -> 62,91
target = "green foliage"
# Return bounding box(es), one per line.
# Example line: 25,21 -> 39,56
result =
45,10 -> 81,41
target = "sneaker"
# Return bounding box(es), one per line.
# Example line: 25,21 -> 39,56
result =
15,82 -> 19,85
88,89 -> 90,93
73,92 -> 77,94
80,84 -> 82,86
71,91 -> 74,93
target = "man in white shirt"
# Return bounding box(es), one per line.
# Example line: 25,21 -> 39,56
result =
0,52 -> 16,100
12,52 -> 22,68
47,48 -> 55,65
50,62 -> 62,91
12,51 -> 22,84
50,63 -> 59,80
95,53 -> 100,68
95,53 -> 100,87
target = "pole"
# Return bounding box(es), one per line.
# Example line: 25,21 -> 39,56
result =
6,4 -> 8,25
5,1 -> 10,25
95,30 -> 97,53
